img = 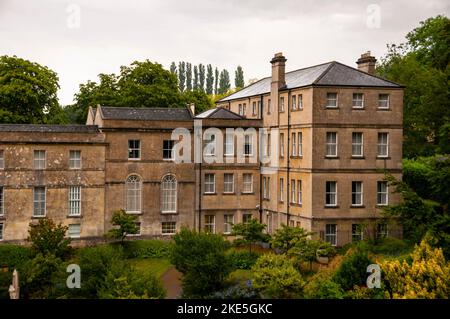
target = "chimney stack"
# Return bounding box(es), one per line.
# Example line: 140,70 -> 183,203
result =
271,52 -> 287,89
356,51 -> 377,75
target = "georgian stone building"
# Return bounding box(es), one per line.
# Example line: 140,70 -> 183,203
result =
0,52 -> 403,246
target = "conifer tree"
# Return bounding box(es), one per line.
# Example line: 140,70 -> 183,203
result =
199,64 -> 206,92
206,64 -> 214,95
235,65 -> 245,88
178,62 -> 186,92
185,62 -> 192,91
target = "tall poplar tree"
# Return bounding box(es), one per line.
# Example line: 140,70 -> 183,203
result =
218,69 -> 231,94
170,62 -> 177,75
206,64 -> 214,95
234,65 -> 245,88
178,61 -> 186,92
214,67 -> 219,95
199,64 -> 206,92
193,65 -> 199,91
185,62 -> 192,91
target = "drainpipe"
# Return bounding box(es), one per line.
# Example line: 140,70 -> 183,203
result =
287,90 -> 291,225
259,94 -> 264,222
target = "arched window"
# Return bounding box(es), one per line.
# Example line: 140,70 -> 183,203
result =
126,175 -> 141,213
161,174 -> 177,213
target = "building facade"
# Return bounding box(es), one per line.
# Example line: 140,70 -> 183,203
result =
0,52 -> 403,246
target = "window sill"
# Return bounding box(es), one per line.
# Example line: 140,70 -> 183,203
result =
325,156 -> 339,159
352,107 -> 365,110
377,108 -> 391,111
241,192 -> 255,195
290,155 -> 303,159
161,233 -> 175,236
203,192 -> 217,196
161,211 -> 178,214
350,205 -> 365,208
325,106 -> 339,109
223,192 -> 235,195
376,156 -> 391,160
128,158 -> 141,161
163,158 -> 174,161
324,205 -> 339,209
125,211 -> 142,215
351,156 -> 365,159
31,215 -> 46,219
290,203 -> 302,207
67,215 -> 82,218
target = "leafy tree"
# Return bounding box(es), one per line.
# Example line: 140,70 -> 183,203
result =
206,64 -> 214,94
232,218 -> 270,251
234,65 -> 245,88
169,62 -> 177,75
308,278 -> 345,299
381,238 -> 450,299
218,69 -> 231,94
106,209 -> 139,244
0,55 -> 65,124
193,65 -> 199,90
178,61 -> 186,92
332,250 -> 374,291
214,67 -> 219,94
252,254 -> 304,298
170,228 -> 231,298
377,15 -> 450,158
270,224 -> 311,253
198,63 -> 206,92
289,239 -> 336,271
182,90 -> 214,114
185,62 -> 192,91
27,218 -> 71,258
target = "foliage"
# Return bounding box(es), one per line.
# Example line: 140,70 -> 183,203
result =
232,218 -> 270,251
369,238 -> 413,256
209,282 -> 259,299
270,224 -> 311,253
227,249 -> 261,270
170,228 -> 231,298
218,69 -> 231,94
106,209 -> 139,244
182,89 -> 214,114
309,278 -> 345,299
289,239 -> 336,270
332,250 -> 374,291
0,55 -> 67,124
21,253 -> 66,299
234,66 -> 245,88
0,245 -> 32,268
377,15 -> 450,158
381,238 -> 450,299
122,240 -> 173,259
346,285 -> 385,299
252,254 -> 304,298
27,218 -> 71,258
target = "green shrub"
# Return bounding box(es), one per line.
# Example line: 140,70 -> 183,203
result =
370,238 -> 412,256
0,245 -> 32,299
122,240 -> 173,259
171,228 -> 231,298
27,218 -> 71,258
252,253 -> 304,298
227,250 -> 261,270
333,251 -> 374,291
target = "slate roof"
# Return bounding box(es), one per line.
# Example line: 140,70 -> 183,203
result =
196,107 -> 243,119
218,61 -> 401,102
99,106 -> 192,121
0,124 -> 99,133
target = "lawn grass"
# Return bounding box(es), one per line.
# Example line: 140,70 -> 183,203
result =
129,258 -> 172,278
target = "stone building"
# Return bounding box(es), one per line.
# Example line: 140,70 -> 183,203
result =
0,52 -> 403,246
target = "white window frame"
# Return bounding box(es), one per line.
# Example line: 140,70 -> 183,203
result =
378,133 -> 389,158
326,93 -> 338,108
292,95 -> 297,110
0,186 -> 4,216
69,150 -> 82,169
267,99 -> 271,114
204,173 -> 216,194
298,94 -> 303,109
161,174 -> 177,213
34,150 -> 46,170
204,215 -> 216,233
279,178 -> 284,202
205,133 -> 216,156
279,96 -> 285,112
352,93 -> 364,109
325,224 -> 337,246
162,221 -> 176,235
242,103 -> 246,117
297,180 -> 302,205
377,223 -> 389,238
326,132 -> 338,157
352,132 -> 364,157
223,214 -> 234,234
223,173 -> 234,194
298,132 -> 303,156
125,175 -> 142,214
325,181 -> 337,207
238,104 -> 243,116
244,134 -> 253,156
280,133 -> 284,157
0,149 -> 4,169
291,179 -> 296,204
352,224 -> 364,242
378,94 -> 390,109
68,186 -> 81,216
163,140 -> 175,160
351,181 -> 363,206
33,186 -> 46,217
252,101 -> 257,116
68,224 -> 81,239
243,173 -> 253,194
224,134 -> 234,156
377,181 -> 389,206
291,133 -> 296,156
242,213 -> 252,224
128,140 -> 141,160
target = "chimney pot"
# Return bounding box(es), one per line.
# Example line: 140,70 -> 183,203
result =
271,52 -> 287,89
356,51 -> 377,75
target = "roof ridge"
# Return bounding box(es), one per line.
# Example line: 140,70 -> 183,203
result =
330,61 -> 402,86
100,106 -> 188,111
312,61 -> 336,85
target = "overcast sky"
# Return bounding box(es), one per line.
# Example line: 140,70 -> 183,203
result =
0,0 -> 448,105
